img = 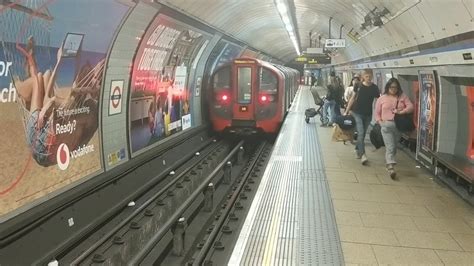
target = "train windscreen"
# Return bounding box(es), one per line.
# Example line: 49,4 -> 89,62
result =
213,66 -> 231,91
259,67 -> 277,93
238,67 -> 252,104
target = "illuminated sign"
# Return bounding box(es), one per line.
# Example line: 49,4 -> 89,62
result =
294,54 -> 331,64
234,60 -> 255,64
295,57 -> 307,62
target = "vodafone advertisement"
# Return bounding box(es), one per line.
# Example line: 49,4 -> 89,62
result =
0,0 -> 129,218
129,15 -> 207,154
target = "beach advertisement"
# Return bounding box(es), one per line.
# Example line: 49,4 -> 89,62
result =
129,14 -> 207,154
417,71 -> 438,163
0,0 -> 129,218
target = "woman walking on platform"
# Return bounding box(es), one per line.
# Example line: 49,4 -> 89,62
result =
375,78 -> 414,179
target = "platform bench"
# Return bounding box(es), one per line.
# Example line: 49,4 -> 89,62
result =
430,152 -> 474,194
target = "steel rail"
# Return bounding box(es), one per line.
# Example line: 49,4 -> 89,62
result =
70,140 -> 223,265
128,140 -> 245,265
193,141 -> 267,265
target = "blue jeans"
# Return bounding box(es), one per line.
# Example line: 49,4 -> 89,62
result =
323,99 -> 336,124
380,121 -> 400,165
352,111 -> 372,157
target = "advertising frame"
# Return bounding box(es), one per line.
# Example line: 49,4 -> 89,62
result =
416,70 -> 439,166
127,13 -> 211,157
0,0 -> 131,222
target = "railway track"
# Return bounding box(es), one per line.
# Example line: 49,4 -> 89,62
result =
60,139 -> 237,265
157,140 -> 274,266
59,135 -> 274,265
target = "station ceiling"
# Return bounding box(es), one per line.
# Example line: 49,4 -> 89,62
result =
158,0 -> 473,64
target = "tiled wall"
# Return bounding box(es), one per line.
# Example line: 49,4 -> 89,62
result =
101,2 -> 158,170
454,84 -> 470,158
437,78 -> 458,154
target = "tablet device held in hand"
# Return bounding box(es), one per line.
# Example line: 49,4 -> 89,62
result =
62,33 -> 84,57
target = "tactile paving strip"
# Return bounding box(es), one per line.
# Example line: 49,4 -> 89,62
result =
298,87 -> 344,265
229,87 -> 343,265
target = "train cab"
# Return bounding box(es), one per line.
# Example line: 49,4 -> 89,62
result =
210,57 -> 298,134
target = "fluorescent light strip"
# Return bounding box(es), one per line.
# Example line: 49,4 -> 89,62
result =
275,0 -> 300,55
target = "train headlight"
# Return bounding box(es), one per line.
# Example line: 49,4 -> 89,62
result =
259,94 -> 275,104
216,92 -> 231,104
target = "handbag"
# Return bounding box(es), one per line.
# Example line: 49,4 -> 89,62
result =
370,123 -> 385,149
394,97 -> 415,132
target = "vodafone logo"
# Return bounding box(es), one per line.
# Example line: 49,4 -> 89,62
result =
56,143 -> 70,171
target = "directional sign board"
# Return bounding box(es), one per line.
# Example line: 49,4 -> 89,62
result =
325,38 -> 346,48
294,54 -> 331,65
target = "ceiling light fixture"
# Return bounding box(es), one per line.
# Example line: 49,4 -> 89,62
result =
274,0 -> 300,56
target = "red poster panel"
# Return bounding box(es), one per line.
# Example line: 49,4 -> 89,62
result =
412,80 -> 420,129
467,86 -> 474,160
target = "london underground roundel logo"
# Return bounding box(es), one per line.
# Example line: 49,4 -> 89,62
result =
56,143 -> 70,171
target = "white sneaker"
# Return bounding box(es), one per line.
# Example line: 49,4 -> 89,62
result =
360,154 -> 368,165
354,149 -> 361,159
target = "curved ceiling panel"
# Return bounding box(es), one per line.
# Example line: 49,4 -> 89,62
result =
157,0 -> 473,64
157,0 -> 296,62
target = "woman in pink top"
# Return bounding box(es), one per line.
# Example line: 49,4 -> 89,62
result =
375,78 -> 414,179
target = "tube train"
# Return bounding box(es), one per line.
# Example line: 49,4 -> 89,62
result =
209,57 -> 299,134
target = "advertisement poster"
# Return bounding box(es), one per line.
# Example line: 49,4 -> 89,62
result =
417,71 -> 438,163
411,80 -> 420,129
467,86 -> 474,160
241,48 -> 258,58
212,42 -> 243,74
0,0 -> 129,218
129,15 -> 207,154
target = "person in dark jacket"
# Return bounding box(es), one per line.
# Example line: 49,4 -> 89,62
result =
322,76 -> 338,126
344,68 -> 380,165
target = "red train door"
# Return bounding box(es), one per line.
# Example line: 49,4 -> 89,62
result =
232,64 -> 256,121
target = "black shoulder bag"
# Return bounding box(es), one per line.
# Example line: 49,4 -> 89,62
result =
394,97 -> 415,132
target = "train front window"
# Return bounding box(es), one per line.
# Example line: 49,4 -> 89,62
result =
212,66 -> 231,92
237,67 -> 252,104
259,67 -> 277,93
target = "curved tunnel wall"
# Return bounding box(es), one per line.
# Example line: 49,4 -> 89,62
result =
0,0 -> 130,220
0,0 -> 278,221
0,0 -> 472,263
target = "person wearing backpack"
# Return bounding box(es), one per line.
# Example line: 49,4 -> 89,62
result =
321,76 -> 338,126
311,73 -> 316,87
375,78 -> 414,179
344,69 -> 380,165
